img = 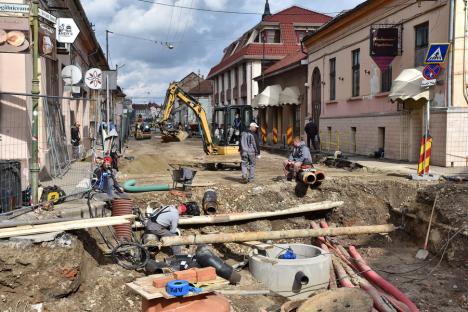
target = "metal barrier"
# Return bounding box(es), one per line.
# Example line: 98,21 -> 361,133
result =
319,130 -> 357,153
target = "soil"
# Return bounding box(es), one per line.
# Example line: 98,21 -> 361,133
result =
0,137 -> 466,311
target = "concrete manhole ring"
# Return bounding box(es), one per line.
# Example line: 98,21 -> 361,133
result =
298,288 -> 373,312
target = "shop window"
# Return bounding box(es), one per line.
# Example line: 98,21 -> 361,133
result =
415,22 -> 429,67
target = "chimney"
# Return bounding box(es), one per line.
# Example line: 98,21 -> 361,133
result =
262,0 -> 271,21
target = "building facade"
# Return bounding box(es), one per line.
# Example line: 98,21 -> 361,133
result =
253,50 -> 308,146
207,3 -> 331,111
303,0 -> 468,167
0,0 -> 109,186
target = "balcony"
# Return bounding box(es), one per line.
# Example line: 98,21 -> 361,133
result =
221,90 -> 225,102
241,83 -> 247,97
226,89 -> 231,101
233,87 -> 239,99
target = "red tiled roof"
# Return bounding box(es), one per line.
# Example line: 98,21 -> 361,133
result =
207,6 -> 331,79
261,49 -> 306,76
263,6 -> 332,24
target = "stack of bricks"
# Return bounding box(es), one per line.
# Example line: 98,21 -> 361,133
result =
152,267 -> 218,289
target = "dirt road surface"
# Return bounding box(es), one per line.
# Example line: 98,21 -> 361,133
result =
0,136 -> 466,312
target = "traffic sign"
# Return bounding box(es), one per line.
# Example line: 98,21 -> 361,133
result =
424,43 -> 450,64
39,9 -> 57,24
422,64 -> 441,80
421,79 -> 436,88
56,18 -> 80,43
85,68 -> 103,90
0,3 -> 29,14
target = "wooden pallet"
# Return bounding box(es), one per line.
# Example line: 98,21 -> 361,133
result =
127,273 -> 229,300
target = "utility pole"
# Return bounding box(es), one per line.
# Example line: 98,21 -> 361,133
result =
105,30 -> 112,137
30,0 -> 40,205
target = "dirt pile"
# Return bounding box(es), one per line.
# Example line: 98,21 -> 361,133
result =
0,232 -> 141,312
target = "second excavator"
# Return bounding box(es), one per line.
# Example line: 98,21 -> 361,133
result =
158,82 -> 253,158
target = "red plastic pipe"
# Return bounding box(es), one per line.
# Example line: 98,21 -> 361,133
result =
333,260 -> 355,288
311,221 -> 328,250
348,246 -> 420,312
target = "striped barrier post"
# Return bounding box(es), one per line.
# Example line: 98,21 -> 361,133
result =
272,128 -> 278,144
260,126 -> 267,144
418,135 -> 432,175
286,127 -> 293,145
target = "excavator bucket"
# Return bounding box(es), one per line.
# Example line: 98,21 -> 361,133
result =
161,130 -> 189,143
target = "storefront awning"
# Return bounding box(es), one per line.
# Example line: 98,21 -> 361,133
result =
252,84 -> 282,108
389,68 -> 432,103
279,86 -> 301,105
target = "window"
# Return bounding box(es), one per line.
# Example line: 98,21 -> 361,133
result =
221,75 -> 224,91
352,49 -> 360,97
228,70 -> 231,90
235,67 -> 239,87
242,63 -> 247,84
295,30 -> 307,42
329,58 -> 336,100
415,22 -> 429,67
381,65 -> 392,92
255,28 -> 281,43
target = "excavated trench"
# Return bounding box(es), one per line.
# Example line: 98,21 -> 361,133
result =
0,177 -> 466,311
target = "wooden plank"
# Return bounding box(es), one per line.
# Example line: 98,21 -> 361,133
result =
241,241 -> 274,251
126,273 -> 229,300
0,215 -> 135,239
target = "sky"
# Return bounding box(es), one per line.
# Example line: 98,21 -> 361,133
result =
81,0 -> 365,103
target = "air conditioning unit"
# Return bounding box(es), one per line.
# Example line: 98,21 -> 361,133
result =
57,42 -> 70,54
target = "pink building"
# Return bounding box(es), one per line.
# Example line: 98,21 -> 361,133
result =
0,0 -> 108,187
303,0 -> 468,167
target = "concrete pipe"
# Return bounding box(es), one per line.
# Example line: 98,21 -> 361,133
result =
299,171 -> 317,185
315,171 -> 325,182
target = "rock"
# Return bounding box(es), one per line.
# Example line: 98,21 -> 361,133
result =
10,232 -> 62,244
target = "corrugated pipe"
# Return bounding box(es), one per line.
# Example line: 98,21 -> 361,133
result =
123,180 -> 171,193
111,198 -> 133,241
348,246 -> 420,312
315,171 -> 325,182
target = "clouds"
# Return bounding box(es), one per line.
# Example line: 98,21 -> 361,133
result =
81,0 -> 364,102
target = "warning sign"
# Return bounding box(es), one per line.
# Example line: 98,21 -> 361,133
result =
424,43 -> 450,64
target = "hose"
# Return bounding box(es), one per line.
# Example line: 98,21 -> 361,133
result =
348,246 -> 420,312
195,245 -> 241,284
123,180 -> 171,193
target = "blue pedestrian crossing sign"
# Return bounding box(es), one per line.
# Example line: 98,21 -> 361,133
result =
424,43 -> 450,64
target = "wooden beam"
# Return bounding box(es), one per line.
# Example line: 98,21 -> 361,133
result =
0,215 -> 135,239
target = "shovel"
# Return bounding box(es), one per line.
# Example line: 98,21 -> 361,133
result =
416,193 -> 438,260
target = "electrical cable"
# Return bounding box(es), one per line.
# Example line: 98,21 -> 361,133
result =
134,0 -> 409,17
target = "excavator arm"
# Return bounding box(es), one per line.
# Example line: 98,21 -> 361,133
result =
159,82 -> 214,155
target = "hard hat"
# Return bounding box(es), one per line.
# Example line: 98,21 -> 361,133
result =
103,156 -> 112,164
250,122 -> 259,128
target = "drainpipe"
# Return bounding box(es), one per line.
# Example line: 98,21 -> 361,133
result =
463,1 -> 468,103
447,0 -> 455,107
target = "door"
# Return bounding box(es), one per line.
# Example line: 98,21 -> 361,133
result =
311,67 -> 321,126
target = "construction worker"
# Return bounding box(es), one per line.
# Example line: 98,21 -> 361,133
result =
283,136 -> 312,180
71,122 -> 81,160
145,204 -> 187,255
305,117 -> 320,151
239,122 -> 260,183
93,156 -> 125,199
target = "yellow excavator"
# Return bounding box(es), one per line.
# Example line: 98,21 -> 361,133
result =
158,82 -> 253,158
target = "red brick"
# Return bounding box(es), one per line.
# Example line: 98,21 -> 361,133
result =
152,275 -> 175,288
173,269 -> 197,283
195,267 -> 217,282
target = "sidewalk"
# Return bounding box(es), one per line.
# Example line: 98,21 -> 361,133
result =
346,155 -> 468,177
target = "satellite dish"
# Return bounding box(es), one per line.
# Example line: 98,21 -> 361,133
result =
62,65 -> 82,85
